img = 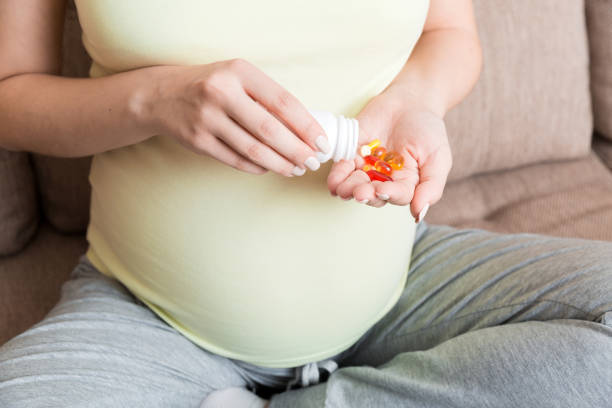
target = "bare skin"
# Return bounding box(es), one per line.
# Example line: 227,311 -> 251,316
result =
328,0 -> 482,220
0,1 -> 329,178
0,0 -> 481,405
0,0 -> 480,219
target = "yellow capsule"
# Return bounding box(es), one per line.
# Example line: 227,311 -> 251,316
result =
362,164 -> 374,172
367,139 -> 381,149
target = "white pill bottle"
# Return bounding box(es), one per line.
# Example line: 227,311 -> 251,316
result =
308,109 -> 360,164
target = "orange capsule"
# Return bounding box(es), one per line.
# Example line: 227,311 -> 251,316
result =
371,146 -> 387,159
382,151 -> 405,170
374,160 -> 393,177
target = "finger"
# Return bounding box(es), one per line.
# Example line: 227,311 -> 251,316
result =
335,169 -> 370,200
198,134 -> 268,175
374,155 -> 420,206
353,179 -> 387,207
235,60 -> 329,155
410,147 -> 452,221
373,172 -> 418,206
354,155 -> 365,169
327,159 -> 356,196
210,108 -> 301,177
222,92 -> 322,174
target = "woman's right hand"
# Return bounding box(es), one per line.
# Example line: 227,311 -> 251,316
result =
135,58 -> 331,177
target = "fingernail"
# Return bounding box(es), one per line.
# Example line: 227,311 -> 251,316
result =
358,198 -> 369,204
292,166 -> 306,176
315,135 -> 331,154
304,156 -> 320,171
376,193 -> 389,200
417,203 -> 430,223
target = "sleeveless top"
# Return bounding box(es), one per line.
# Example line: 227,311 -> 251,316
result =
75,0 -> 430,368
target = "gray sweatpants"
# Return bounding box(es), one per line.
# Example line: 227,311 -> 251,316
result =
1,222 -> 611,407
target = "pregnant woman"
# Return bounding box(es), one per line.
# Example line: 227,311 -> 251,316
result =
1,0 -> 611,407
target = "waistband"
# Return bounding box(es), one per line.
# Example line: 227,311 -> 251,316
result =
227,325 -> 374,392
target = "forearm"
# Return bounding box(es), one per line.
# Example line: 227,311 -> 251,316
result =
385,27 -> 483,118
0,67 -> 160,157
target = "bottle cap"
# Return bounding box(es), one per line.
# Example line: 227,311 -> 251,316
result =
310,110 -> 358,164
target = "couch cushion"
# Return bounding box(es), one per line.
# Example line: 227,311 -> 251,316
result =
428,151 -> 612,241
586,0 -> 612,141
594,136 -> 612,171
0,150 -> 39,256
60,0 -> 92,78
30,156 -> 92,233
30,0 -> 93,233
0,219 -> 88,345
445,0 -> 592,181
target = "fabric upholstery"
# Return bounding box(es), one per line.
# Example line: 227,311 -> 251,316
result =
427,152 -> 612,241
444,0 -> 592,181
30,0 -> 93,233
586,0 -> 612,141
60,0 -> 92,78
0,150 -> 39,256
0,220 -> 88,345
594,136 -> 612,171
30,156 -> 92,233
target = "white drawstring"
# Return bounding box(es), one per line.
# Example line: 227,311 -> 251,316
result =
285,358 -> 339,391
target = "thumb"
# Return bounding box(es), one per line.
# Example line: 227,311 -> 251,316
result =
355,102 -> 393,146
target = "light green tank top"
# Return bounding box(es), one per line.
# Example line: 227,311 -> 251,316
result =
76,0 -> 429,368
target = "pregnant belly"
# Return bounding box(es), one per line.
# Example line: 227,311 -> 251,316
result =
86,134 -> 417,368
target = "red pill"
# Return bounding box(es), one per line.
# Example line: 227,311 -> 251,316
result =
374,160 -> 393,176
364,155 -> 378,166
366,169 -> 393,182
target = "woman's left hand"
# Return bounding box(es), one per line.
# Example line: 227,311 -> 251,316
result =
327,85 -> 452,222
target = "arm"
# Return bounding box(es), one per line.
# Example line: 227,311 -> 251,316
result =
0,0 -> 327,177
0,0 -> 156,157
384,0 -> 483,118
328,0 -> 482,219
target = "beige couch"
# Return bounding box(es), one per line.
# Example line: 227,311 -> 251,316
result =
2,0 -> 612,346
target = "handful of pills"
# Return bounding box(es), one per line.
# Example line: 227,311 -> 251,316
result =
358,139 -> 404,182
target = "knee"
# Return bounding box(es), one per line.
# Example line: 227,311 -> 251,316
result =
531,240 -> 612,321
568,247 -> 612,319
